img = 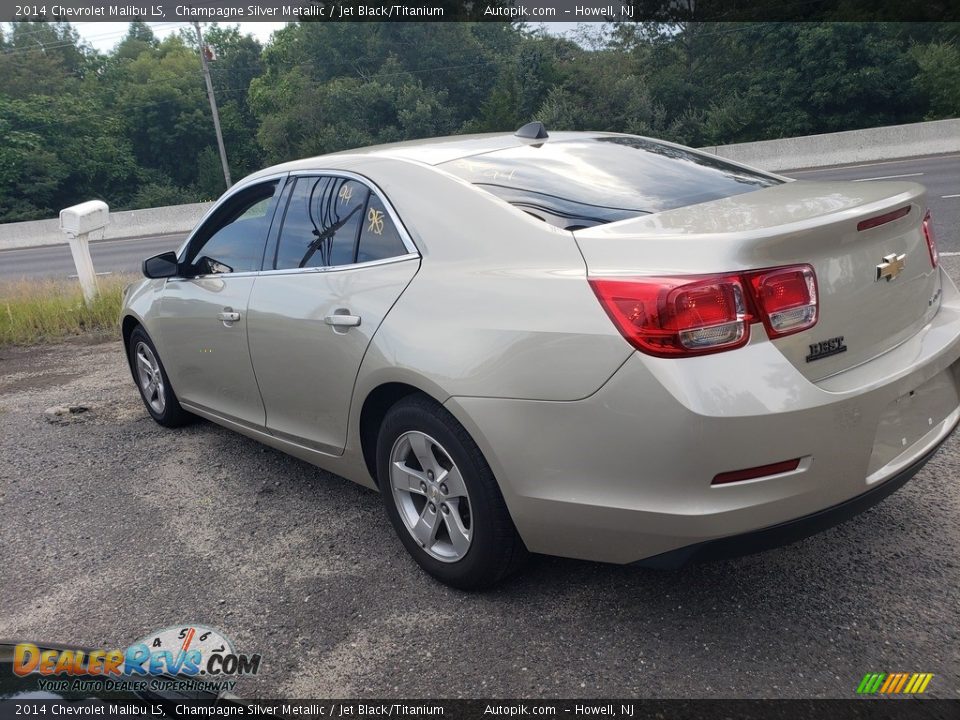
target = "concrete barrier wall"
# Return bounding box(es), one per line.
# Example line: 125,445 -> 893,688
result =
0,202 -> 213,251
699,118 -> 960,172
1,118 -> 957,251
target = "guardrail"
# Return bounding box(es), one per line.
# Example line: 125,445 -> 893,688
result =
699,118 -> 960,172
0,202 -> 212,251
1,118 -> 957,251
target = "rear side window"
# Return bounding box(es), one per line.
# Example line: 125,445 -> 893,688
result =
357,194 -> 408,263
272,176 -> 410,269
439,136 -> 782,230
274,177 -> 369,270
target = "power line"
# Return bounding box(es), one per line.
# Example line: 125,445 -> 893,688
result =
0,22 -> 185,55
2,20 -> 182,41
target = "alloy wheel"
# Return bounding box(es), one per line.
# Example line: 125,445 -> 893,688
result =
135,341 -> 166,415
389,430 -> 473,563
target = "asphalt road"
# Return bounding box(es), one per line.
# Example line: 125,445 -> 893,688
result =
0,152 -> 956,281
1,258 -> 959,699
0,233 -> 186,281
786,153 -> 959,254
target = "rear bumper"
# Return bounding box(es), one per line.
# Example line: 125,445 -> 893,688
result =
445,268 -> 960,564
636,424 -> 955,569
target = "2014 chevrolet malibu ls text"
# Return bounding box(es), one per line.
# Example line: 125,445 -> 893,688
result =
121,126 -> 960,589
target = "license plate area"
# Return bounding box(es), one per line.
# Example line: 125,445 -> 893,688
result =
866,366 -> 960,478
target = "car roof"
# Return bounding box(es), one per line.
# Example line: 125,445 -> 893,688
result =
246,130 -> 629,179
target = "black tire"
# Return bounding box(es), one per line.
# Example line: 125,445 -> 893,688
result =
376,394 -> 528,590
128,326 -> 194,428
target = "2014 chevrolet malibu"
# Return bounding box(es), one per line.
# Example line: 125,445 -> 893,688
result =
122,125 -> 960,588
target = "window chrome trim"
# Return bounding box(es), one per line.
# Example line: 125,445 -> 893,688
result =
167,254 -> 419,282
256,252 -> 419,278
166,270 -> 260,283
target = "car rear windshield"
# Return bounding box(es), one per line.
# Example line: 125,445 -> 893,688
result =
439,136 -> 782,230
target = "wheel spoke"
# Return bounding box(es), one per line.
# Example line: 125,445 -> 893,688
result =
438,465 -> 467,499
393,461 -> 428,495
408,432 -> 439,475
411,504 -> 440,547
136,352 -> 152,375
442,499 -> 471,556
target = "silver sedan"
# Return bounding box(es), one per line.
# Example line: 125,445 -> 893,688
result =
122,126 -> 960,588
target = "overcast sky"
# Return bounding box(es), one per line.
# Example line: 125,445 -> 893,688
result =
66,21 -> 582,53
70,22 -> 289,51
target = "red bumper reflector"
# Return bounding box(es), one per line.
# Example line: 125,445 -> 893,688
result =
857,205 -> 910,231
712,458 -> 802,485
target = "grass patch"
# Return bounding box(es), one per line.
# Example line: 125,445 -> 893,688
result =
0,275 -> 136,346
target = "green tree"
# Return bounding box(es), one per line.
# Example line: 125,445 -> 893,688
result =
115,20 -> 157,60
0,21 -> 88,97
0,94 -> 137,219
912,41 -> 960,119
251,55 -> 454,163
100,35 -> 213,189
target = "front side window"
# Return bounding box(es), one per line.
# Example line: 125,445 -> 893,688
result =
185,180 -> 280,274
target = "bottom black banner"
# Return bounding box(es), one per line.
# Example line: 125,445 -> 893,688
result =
0,700 -> 957,720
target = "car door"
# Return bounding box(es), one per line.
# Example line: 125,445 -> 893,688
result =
246,172 -> 420,454
155,177 -> 284,428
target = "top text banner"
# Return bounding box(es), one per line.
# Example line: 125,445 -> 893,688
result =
1,0 -> 954,22
6,0 -> 632,21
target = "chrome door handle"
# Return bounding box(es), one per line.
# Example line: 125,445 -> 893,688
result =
324,314 -> 361,328
218,311 -> 241,323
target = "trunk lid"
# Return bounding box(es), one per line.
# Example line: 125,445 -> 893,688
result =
573,180 -> 941,381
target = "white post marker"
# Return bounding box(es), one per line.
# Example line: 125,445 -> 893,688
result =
59,200 -> 109,305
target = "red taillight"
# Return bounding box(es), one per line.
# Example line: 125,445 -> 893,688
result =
590,264 -> 818,358
589,275 -> 750,357
922,209 -> 939,268
746,265 -> 818,339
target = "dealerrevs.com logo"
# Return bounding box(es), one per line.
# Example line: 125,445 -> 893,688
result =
12,624 -> 260,693
857,672 -> 934,695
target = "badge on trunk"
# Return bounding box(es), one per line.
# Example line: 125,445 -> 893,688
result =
876,253 -> 906,282
806,336 -> 847,362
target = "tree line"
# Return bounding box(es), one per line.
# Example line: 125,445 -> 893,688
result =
0,20 -> 957,223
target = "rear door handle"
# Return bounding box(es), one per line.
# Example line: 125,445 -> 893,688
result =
218,310 -> 241,323
324,313 -> 361,328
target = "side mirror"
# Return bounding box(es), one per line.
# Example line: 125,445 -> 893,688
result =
142,251 -> 180,279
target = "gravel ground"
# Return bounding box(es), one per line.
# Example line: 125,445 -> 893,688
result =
2,260 -> 959,700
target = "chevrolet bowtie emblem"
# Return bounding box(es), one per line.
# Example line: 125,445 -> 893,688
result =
876,253 -> 906,282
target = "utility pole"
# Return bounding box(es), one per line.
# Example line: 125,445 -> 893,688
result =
193,21 -> 232,188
